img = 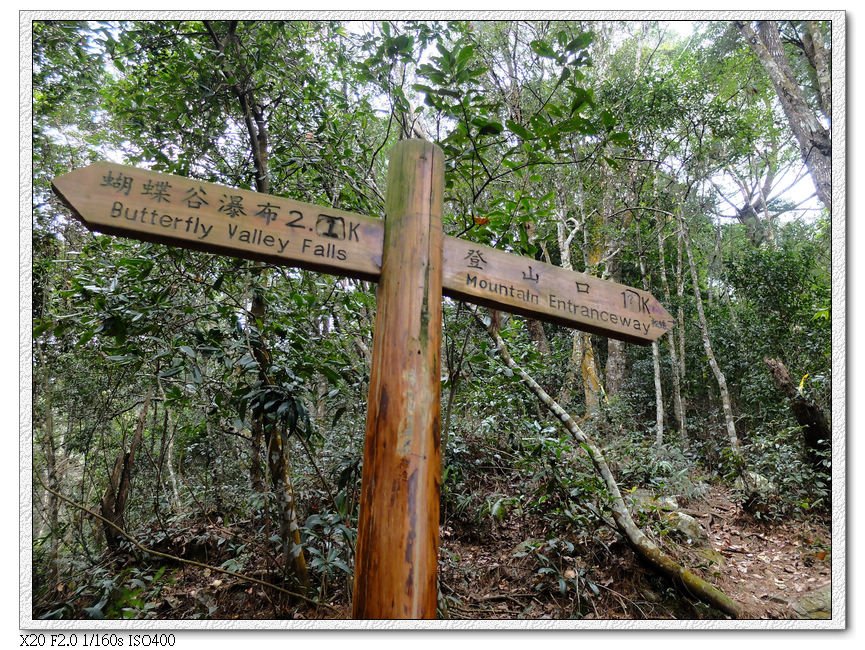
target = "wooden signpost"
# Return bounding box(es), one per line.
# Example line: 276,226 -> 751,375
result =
53,140 -> 672,620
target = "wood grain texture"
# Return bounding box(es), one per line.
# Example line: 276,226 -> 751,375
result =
52,162 -> 384,281
351,140 -> 444,619
53,162 -> 671,343
443,238 -> 672,344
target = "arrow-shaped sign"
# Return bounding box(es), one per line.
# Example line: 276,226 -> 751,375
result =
52,162 -> 672,344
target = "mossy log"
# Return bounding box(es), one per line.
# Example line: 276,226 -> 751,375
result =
483,316 -> 743,619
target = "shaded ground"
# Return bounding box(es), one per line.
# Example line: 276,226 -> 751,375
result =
34,486 -> 830,621
436,485 -> 831,620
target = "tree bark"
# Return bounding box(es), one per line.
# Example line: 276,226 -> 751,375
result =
658,224 -> 685,435
250,289 -> 309,589
764,357 -> 831,473
736,20 -> 831,210
38,361 -> 60,584
525,318 -> 550,356
100,389 -> 152,550
205,19 -> 308,588
638,242 -> 664,445
802,21 -> 831,120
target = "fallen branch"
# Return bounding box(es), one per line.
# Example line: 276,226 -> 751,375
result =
478,312 -> 743,618
35,474 -> 334,612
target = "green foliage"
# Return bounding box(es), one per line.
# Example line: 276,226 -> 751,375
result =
734,421 -> 830,520
303,512 -> 355,597
514,537 -> 601,606
32,19 -> 834,619
39,563 -> 171,620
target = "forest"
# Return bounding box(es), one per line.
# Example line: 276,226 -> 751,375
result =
30,18 -> 834,622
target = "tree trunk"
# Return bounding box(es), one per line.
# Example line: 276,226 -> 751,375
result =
764,357 -> 831,473
651,340 -> 664,446
679,213 -> 740,453
658,223 -> 685,435
250,288 -> 309,589
736,20 -> 831,210
676,228 -> 687,391
100,389 -> 152,550
638,245 -> 664,445
580,333 -> 603,419
482,315 -> 742,618
204,20 -> 309,588
249,416 -> 266,494
802,21 -> 831,120
38,362 -> 60,584
603,224 -> 627,398
266,420 -> 309,588
525,318 -> 550,355
605,339 -> 627,398
156,382 -> 181,511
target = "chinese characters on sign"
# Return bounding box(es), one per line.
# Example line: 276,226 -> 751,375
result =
56,162 -> 673,344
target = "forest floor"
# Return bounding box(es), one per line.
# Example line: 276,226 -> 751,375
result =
436,485 -> 832,620
35,486 -> 831,622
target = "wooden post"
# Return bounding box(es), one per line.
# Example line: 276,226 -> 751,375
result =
352,139 -> 444,619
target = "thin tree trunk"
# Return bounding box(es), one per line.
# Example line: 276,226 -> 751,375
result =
658,224 -> 685,435
605,339 -> 627,399
39,361 -> 60,584
249,417 -> 265,494
676,228 -> 687,389
638,242 -> 664,445
100,389 -> 153,550
204,20 -> 309,588
555,203 -> 580,407
604,227 -> 627,398
442,317 -> 471,469
574,210 -> 606,420
554,179 -> 604,419
651,340 -> 663,446
266,420 -> 309,588
481,314 -> 742,618
250,289 -> 309,589
156,382 -> 181,510
164,421 -> 181,510
679,213 -> 740,453
557,327 -> 579,407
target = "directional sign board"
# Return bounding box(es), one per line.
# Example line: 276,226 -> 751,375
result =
444,238 -> 671,344
52,148 -> 672,620
52,162 -> 672,344
51,162 -> 385,281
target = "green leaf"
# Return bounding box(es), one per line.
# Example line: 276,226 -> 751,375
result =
472,117 -> 504,136
506,119 -> 534,141
530,39 -> 557,59
455,44 -> 475,68
600,110 -> 615,130
565,32 -> 593,53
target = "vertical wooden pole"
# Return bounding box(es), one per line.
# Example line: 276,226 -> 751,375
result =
352,139 -> 444,619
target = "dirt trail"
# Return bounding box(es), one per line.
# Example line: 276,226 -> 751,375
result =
438,485 -> 831,620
